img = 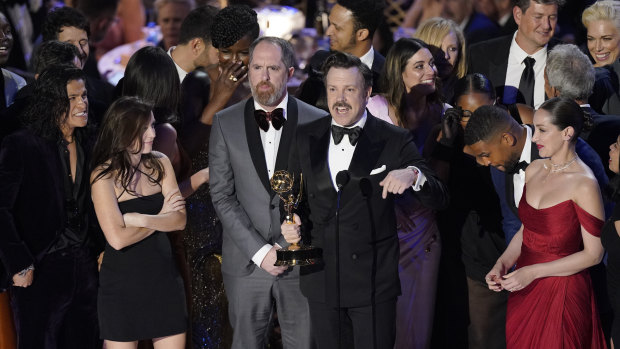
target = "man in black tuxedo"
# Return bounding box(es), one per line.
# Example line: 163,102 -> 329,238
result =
282,52 -> 448,349
468,0 -> 564,109
296,0 -> 386,110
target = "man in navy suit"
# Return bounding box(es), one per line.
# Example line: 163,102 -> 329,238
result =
296,0 -> 386,110
468,0 -> 565,109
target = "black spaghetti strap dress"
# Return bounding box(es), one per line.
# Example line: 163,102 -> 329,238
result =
98,192 -> 187,341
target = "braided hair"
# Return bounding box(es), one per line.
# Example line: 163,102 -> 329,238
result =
211,5 -> 259,49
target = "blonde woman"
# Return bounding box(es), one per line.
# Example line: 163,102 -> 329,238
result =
415,17 -> 467,103
584,1 -> 620,115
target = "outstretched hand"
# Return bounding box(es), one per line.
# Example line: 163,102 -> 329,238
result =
439,107 -> 462,147
379,168 -> 417,199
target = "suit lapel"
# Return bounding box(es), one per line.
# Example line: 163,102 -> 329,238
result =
341,114 -> 385,206
308,117 -> 336,200
243,98 -> 272,194
274,97 -> 298,173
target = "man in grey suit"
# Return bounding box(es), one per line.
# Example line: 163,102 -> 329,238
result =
209,36 -> 326,348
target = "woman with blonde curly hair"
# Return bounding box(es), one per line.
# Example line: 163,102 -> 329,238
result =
415,17 -> 467,102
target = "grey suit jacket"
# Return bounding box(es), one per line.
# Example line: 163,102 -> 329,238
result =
209,96 -> 327,276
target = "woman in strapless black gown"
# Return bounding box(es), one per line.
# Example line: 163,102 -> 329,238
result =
90,97 -> 187,348
602,134 -> 620,348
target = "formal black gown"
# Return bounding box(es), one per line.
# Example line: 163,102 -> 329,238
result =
602,203 -> 620,345
98,192 -> 187,341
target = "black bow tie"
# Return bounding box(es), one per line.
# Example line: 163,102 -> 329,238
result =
254,108 -> 285,132
508,160 -> 529,175
331,125 -> 362,146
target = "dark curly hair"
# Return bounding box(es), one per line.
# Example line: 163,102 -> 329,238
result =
41,7 -> 90,41
122,46 -> 180,125
22,65 -> 86,142
32,40 -> 80,75
90,96 -> 164,192
337,0 -> 386,37
211,5 -> 259,49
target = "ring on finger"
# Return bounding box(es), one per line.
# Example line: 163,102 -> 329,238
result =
228,74 -> 238,82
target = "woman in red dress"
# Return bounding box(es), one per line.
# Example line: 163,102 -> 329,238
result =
486,97 -> 607,348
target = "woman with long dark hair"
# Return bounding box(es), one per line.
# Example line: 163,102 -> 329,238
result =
91,96 -> 187,348
366,37 -> 443,348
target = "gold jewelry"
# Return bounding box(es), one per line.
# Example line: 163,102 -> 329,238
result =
543,153 -> 578,173
229,74 -> 238,82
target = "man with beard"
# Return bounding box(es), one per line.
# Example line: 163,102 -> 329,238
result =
209,36 -> 326,349
281,52 -> 448,348
463,105 -> 608,244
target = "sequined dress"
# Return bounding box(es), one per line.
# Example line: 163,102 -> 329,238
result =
184,143 -> 232,348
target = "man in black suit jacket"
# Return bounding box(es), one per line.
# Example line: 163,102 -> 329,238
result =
468,0 -> 564,109
282,52 -> 448,349
296,0 -> 386,110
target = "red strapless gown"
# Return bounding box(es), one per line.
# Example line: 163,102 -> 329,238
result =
506,186 -> 607,349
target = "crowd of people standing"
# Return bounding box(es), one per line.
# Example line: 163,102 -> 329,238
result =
2,0 -> 620,349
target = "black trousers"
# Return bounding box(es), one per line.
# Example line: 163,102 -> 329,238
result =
308,298 -> 396,349
10,246 -> 99,349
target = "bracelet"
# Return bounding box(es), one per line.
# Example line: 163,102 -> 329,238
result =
17,265 -> 34,277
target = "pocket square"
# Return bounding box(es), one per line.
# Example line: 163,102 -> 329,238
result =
370,165 -> 386,175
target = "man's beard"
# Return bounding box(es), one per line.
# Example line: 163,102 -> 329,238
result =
252,80 -> 285,106
503,150 -> 522,173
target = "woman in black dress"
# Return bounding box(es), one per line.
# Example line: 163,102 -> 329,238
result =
602,134 -> 620,348
90,97 -> 187,348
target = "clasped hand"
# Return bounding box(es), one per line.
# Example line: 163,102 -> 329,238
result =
485,265 -> 535,292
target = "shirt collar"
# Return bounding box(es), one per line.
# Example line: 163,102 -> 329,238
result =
520,125 -> 533,164
253,93 -> 289,119
359,47 -> 375,70
331,110 -> 368,129
168,46 -> 188,83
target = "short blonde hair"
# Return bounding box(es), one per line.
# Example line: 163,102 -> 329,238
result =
414,17 -> 467,78
582,1 -> 620,30
154,0 -> 195,13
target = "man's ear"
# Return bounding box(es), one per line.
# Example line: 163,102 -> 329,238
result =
191,38 -> 205,56
513,6 -> 523,27
355,28 -> 370,42
288,66 -> 295,78
501,132 -> 517,147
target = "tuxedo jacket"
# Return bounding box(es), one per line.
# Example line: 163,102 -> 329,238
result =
290,113 -> 449,308
295,49 -> 385,111
209,96 -> 327,277
0,129 -> 96,288
468,35 -> 561,104
490,125 -> 609,244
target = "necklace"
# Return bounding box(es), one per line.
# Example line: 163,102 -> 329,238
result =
543,154 -> 578,173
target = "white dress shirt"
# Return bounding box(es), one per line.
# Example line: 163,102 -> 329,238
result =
251,94 -> 289,268
513,126 -> 532,206
503,32 -> 548,109
359,47 -> 375,70
167,46 -> 188,83
328,111 -> 426,191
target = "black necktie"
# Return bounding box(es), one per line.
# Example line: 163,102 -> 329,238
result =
508,160 -> 529,175
331,125 -> 362,146
518,57 -> 536,107
254,108 -> 285,132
